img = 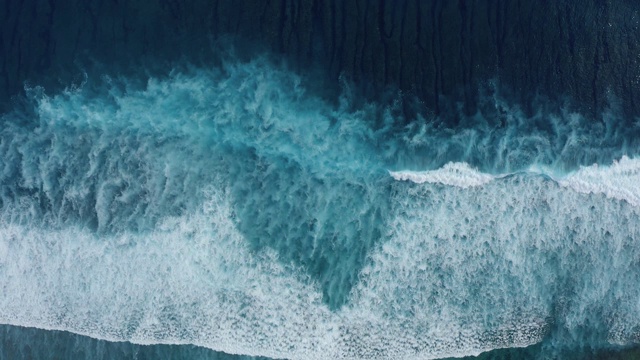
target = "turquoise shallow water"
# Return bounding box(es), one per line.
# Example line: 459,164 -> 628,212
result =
1,58 -> 640,359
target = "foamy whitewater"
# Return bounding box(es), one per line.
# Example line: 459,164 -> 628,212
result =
1,58 -> 640,359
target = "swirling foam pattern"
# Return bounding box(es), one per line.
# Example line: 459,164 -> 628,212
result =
1,58 -> 640,359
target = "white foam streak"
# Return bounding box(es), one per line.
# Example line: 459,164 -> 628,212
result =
392,157 -> 640,209
389,162 -> 494,188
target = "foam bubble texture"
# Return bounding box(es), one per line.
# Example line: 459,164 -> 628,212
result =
560,156 -> 640,207
1,58 -> 640,359
389,162 -> 494,188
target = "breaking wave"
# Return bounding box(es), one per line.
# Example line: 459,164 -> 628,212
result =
1,57 -> 640,359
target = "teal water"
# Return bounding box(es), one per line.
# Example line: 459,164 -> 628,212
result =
1,58 -> 640,359
0,325 -> 265,360
2,324 -> 640,360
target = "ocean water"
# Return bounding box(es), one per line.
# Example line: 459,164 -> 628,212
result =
1,57 -> 640,359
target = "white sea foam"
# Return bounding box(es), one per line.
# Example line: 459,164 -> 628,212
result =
392,156 -> 640,209
381,168 -> 640,348
558,156 -> 640,207
0,187 -> 545,360
0,187 -> 338,359
389,162 -> 494,188
0,237 -> 7,264
3,171 -> 640,359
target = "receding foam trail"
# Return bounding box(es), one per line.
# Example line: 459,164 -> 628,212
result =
1,57 -> 640,359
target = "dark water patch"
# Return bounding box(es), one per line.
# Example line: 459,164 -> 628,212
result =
0,325 -> 269,360
446,342 -> 640,360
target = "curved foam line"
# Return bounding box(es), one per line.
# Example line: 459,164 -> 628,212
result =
391,157 -> 640,208
389,162 -> 494,188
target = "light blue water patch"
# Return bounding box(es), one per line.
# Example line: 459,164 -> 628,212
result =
1,57 -> 640,359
